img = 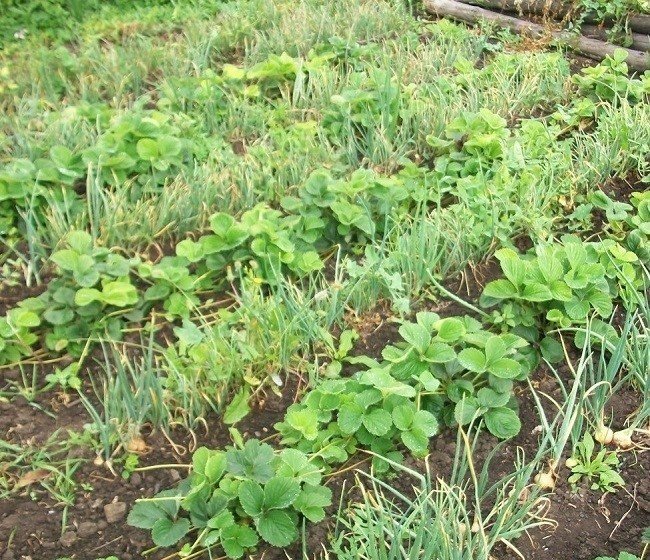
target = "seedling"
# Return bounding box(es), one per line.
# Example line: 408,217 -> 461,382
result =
566,433 -> 625,493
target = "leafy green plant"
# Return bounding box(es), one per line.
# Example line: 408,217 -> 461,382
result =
426,108 -> 510,177
480,236 -> 642,356
275,312 -> 532,473
127,441 -> 332,557
0,154 -> 82,240
573,49 -> 649,105
566,433 -> 625,493
0,305 -> 40,365
75,105 -> 196,197
36,230 -> 140,354
578,2 -> 649,46
592,190 -> 650,264
137,256 -> 208,320
175,204 -> 323,283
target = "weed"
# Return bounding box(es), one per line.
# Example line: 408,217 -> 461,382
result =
566,433 -> 625,492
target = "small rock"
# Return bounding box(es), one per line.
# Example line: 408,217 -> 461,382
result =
104,501 -> 127,523
59,531 -> 78,547
169,469 -> 181,482
2,550 -> 15,560
77,521 -> 98,538
130,472 -> 142,486
97,520 -> 108,531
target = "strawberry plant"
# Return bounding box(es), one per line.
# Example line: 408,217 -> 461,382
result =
0,305 -> 40,365
247,53 -> 300,97
426,108 -> 510,178
0,155 -> 82,240
81,106 -> 196,197
276,312 -> 532,472
480,236 -> 643,356
572,49 -> 649,105
138,256 -> 210,320
175,205 -> 323,283
592,190 -> 650,263
16,230 -> 142,355
282,166 -> 429,247
127,441 -> 332,558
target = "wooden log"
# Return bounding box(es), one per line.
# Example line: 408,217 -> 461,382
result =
423,0 -> 650,70
464,0 -> 578,18
457,0 -> 650,33
580,24 -> 649,53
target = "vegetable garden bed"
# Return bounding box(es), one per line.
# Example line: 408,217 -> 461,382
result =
0,1 -> 648,560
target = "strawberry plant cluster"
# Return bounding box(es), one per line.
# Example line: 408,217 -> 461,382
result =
128,441 -> 332,557
481,233 -> 647,359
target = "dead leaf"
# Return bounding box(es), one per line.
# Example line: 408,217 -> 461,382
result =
15,468 -> 51,489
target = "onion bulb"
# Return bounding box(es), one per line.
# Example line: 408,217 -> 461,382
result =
594,425 -> 614,445
612,428 -> 633,449
534,470 -> 556,490
127,435 -> 148,453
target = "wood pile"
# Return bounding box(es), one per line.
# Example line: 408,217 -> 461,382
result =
423,0 -> 650,71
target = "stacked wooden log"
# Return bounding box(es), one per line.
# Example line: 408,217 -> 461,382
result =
423,0 -> 650,71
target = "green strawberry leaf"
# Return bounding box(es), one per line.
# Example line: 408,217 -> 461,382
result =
454,397 -> 482,426
392,405 -> 415,431
434,317 -> 466,342
127,500 -> 167,529
398,322 -> 431,354
293,484 -> 332,522
263,477 -> 300,510
338,403 -> 364,435
401,429 -> 429,455
482,279 -> 518,299
238,480 -> 264,517
255,510 -> 297,547
457,348 -> 487,373
151,517 -> 191,547
484,407 -> 521,439
362,408 -> 392,436
221,525 -> 259,559
488,357 -> 521,379
411,410 -> 439,436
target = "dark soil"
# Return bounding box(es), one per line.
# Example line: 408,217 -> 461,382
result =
498,381 -> 649,560
1,297 -> 648,560
600,172 -> 646,205
0,377 -> 299,560
0,282 -> 48,317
